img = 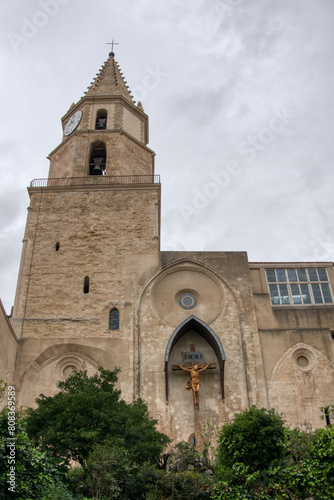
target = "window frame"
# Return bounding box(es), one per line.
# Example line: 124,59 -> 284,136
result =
109,308 -> 120,330
266,267 -> 334,306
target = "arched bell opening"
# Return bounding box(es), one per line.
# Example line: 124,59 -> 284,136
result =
89,141 -> 107,175
95,109 -> 107,130
164,315 -> 225,403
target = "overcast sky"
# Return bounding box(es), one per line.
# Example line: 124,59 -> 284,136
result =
1,0 -> 334,312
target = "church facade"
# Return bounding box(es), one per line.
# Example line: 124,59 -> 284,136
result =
1,54 -> 334,443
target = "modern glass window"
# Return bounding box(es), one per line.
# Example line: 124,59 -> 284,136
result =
266,268 -> 333,306
109,308 -> 119,330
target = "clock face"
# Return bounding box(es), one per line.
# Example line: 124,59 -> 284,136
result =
64,110 -> 82,136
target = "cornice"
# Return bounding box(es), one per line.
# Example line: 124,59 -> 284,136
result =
47,128 -> 155,159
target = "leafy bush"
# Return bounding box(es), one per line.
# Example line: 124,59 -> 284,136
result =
41,482 -> 77,500
126,462 -> 214,500
169,441 -> 204,472
285,427 -> 316,464
213,407 -> 334,500
84,441 -> 133,499
217,406 -> 286,473
0,406 -> 67,499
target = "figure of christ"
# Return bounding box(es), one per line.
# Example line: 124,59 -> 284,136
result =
178,362 -> 211,405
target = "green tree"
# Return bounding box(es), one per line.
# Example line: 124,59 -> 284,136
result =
25,367 -> 170,470
217,406 -> 286,473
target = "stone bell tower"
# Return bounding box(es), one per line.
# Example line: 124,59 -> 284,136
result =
11,52 -> 161,407
48,52 -> 152,179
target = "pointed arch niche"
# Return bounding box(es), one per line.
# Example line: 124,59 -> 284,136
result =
164,315 -> 225,402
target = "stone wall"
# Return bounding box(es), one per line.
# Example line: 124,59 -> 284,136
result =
0,301 -> 18,393
11,183 -> 160,409
137,252 -> 268,442
250,262 -> 334,428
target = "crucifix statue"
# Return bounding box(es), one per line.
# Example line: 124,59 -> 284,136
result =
178,362 -> 212,405
172,345 -> 216,449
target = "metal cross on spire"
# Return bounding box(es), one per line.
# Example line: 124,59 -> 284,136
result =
107,39 -> 119,57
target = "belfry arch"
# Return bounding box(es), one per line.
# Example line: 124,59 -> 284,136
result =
89,141 -> 107,175
164,315 -> 225,402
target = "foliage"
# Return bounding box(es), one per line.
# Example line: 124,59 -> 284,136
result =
25,367 -> 170,470
3,373 -> 334,500
217,406 -> 287,473
305,424 -> 334,496
169,441 -> 204,472
0,379 -> 7,401
117,397 -> 171,465
201,422 -> 220,466
320,404 -> 334,426
0,406 -> 68,499
213,408 -> 334,500
68,440 -> 214,499
126,462 -> 214,500
84,441 -> 133,499
284,426 -> 316,464
41,481 -> 78,500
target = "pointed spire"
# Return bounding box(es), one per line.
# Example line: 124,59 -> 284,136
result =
84,54 -> 135,103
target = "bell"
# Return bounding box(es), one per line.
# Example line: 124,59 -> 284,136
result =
91,165 -> 103,175
96,118 -> 107,129
90,156 -> 104,175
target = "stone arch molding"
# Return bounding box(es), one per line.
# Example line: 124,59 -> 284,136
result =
140,258 -> 243,328
271,342 -> 332,383
268,342 -> 334,423
19,344 -> 103,406
164,315 -> 226,402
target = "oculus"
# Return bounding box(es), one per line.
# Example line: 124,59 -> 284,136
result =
178,292 -> 197,310
292,347 -> 315,371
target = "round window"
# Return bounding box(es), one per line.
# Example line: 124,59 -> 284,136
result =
292,348 -> 315,371
296,355 -> 309,368
178,293 -> 197,310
